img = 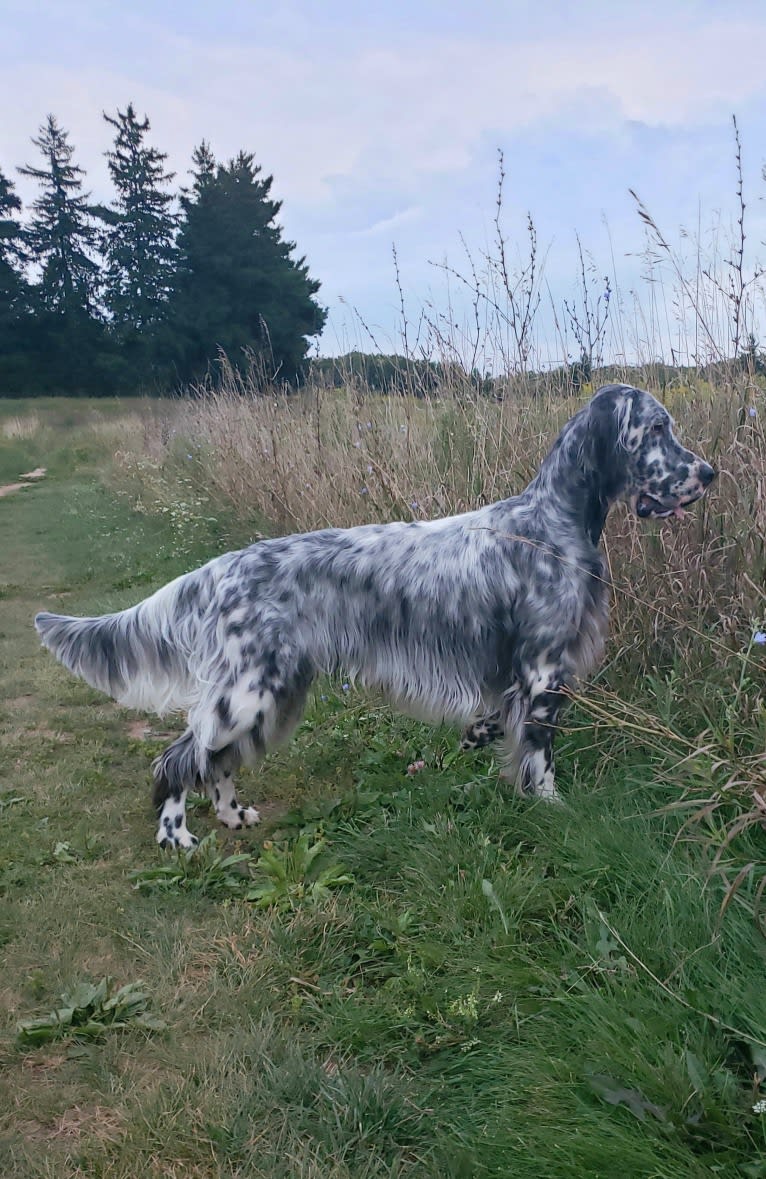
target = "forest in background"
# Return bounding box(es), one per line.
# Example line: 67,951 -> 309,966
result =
0,107 -> 326,394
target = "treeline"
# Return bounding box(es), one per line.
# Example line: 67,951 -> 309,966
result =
0,108 -> 326,395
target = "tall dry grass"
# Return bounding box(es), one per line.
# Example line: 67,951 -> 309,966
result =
2,411 -> 41,440
113,373 -> 765,665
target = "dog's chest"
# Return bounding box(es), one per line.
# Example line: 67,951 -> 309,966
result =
568,563 -> 609,678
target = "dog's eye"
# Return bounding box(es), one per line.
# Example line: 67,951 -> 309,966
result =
651,422 -> 665,436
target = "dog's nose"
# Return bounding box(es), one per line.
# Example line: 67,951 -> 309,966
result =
699,463 -> 716,487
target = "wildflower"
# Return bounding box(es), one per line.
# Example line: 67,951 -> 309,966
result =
360,487 -> 368,496
186,453 -> 193,460
320,694 -> 327,702
753,631 -> 766,645
410,500 -> 419,511
407,759 -> 425,775
342,683 -> 350,692
366,464 -> 373,474
753,1099 -> 766,1114
749,406 -> 757,418
448,993 -> 479,1021
491,991 -> 503,1003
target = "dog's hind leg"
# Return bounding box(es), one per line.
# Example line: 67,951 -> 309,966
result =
152,729 -> 203,849
152,733 -> 260,847
205,750 -> 260,831
188,646 -> 314,837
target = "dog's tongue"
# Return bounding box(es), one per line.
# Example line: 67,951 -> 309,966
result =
636,494 -> 686,519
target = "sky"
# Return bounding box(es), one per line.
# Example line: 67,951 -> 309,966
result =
3,0 -> 766,364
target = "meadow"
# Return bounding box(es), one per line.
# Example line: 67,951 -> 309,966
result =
1,379 -> 765,1178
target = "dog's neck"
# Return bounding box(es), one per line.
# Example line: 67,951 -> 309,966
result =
579,473 -> 611,545
526,438 -> 617,547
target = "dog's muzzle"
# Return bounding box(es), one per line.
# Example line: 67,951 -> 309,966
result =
635,463 -> 716,519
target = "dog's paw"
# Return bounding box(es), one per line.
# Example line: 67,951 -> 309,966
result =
218,805 -> 260,830
156,821 -> 199,850
460,717 -> 505,750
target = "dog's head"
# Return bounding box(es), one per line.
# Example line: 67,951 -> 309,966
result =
583,384 -> 716,519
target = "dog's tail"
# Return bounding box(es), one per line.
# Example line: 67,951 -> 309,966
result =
35,560 -> 226,714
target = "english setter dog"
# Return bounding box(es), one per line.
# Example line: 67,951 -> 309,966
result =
36,384 -> 715,848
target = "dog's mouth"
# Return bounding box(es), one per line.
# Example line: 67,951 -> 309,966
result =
634,490 -> 703,519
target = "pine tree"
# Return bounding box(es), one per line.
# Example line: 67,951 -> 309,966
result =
189,141 -> 216,192
99,103 -> 176,333
18,115 -> 100,318
0,166 -> 31,390
171,146 -> 326,383
0,167 -> 26,316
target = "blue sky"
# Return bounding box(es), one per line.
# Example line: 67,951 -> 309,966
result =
3,0 -> 766,362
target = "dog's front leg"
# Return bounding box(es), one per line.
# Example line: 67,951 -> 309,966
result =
500,672 -> 566,802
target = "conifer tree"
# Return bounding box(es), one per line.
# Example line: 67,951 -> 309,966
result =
0,167 -> 30,388
98,103 -> 176,332
189,140 -> 216,192
0,168 -> 26,316
19,115 -> 99,318
172,146 -> 326,383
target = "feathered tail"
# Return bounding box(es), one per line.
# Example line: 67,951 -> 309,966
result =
34,560 -> 226,714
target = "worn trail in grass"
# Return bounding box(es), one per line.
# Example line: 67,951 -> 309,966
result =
1,401 -> 766,1178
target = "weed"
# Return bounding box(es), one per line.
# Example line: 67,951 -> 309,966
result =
129,831 -> 252,897
247,832 -> 354,910
17,978 -> 165,1046
50,834 -> 101,863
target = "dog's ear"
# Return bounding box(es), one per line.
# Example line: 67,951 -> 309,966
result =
579,386 -> 634,499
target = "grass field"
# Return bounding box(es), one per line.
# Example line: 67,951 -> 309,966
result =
2,396 -> 766,1178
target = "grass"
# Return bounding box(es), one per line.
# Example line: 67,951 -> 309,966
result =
2,396 -> 766,1177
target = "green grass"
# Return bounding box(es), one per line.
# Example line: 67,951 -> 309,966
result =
1,399 -> 766,1177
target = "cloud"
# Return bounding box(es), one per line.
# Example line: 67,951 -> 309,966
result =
352,206 -> 422,237
5,12 -> 766,210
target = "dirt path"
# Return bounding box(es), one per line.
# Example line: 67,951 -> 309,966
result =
0,467 -> 46,497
